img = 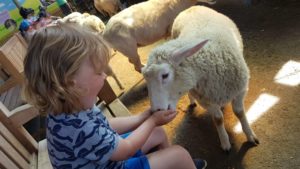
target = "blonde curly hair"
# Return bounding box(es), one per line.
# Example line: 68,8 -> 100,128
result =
23,23 -> 110,115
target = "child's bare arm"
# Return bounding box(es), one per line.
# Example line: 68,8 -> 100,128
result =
108,109 -> 151,134
109,110 -> 177,161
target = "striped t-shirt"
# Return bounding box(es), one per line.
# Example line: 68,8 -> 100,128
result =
46,105 -> 124,169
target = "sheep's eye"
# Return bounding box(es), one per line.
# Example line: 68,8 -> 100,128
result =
162,73 -> 169,79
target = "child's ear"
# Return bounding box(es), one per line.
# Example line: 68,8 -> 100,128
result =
71,79 -> 89,94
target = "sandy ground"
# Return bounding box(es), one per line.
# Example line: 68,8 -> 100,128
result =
107,0 -> 300,168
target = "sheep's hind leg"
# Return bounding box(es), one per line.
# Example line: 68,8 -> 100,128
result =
232,91 -> 259,145
121,47 -> 143,73
208,104 -> 231,152
129,56 -> 143,73
124,41 -> 142,73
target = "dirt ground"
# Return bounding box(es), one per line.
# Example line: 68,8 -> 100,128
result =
107,0 -> 300,168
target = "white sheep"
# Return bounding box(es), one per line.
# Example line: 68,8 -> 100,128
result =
94,0 -> 123,17
142,6 -> 259,151
103,0 -> 216,72
57,12 -> 106,33
58,12 -> 124,90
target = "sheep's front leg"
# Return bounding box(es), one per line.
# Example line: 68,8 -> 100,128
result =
128,55 -> 143,73
188,92 -> 197,108
208,104 -> 231,151
122,47 -> 143,73
232,91 -> 259,144
111,38 -> 143,73
105,66 -> 124,90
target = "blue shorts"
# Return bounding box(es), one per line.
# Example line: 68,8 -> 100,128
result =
121,133 -> 151,169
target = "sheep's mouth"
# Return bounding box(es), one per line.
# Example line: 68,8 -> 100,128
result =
151,104 -> 172,113
206,0 -> 217,5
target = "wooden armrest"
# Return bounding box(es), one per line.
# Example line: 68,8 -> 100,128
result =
10,104 -> 39,127
0,103 -> 39,127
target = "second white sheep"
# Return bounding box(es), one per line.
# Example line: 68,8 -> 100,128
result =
58,12 -> 124,90
103,0 -> 216,72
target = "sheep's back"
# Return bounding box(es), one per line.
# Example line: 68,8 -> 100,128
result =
104,0 -> 198,46
172,6 -> 243,56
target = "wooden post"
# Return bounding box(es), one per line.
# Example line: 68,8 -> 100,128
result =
97,79 -> 117,105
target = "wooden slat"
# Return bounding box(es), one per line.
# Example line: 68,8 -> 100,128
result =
0,77 -> 18,94
10,104 -> 39,127
0,85 -> 25,111
97,79 -> 117,105
8,85 -> 24,111
30,153 -> 38,169
0,123 -> 31,162
6,84 -> 22,111
2,83 -> 14,109
19,126 -> 39,152
108,99 -> 131,117
0,134 -> 30,169
0,150 -> 19,169
0,67 -> 9,81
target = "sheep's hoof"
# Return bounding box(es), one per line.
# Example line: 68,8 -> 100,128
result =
250,137 -> 260,145
188,103 -> 197,109
224,149 -> 231,154
248,135 -> 260,145
221,145 -> 231,154
221,141 -> 232,153
187,103 -> 197,113
254,138 -> 260,144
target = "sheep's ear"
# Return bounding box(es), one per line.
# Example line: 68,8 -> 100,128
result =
171,39 -> 208,66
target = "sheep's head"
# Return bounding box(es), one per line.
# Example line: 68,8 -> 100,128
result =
142,39 -> 208,112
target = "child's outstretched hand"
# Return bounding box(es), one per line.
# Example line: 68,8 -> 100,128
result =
149,110 -> 177,126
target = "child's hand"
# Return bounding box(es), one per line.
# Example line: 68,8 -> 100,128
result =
149,110 -> 177,126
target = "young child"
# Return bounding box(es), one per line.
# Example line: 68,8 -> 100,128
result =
23,23 -> 207,169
